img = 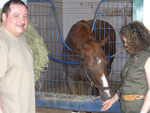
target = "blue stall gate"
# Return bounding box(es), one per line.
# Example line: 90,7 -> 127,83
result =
27,0 -> 133,112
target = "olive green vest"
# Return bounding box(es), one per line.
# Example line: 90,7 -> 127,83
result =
120,49 -> 150,113
121,49 -> 150,95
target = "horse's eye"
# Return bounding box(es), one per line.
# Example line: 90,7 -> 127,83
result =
88,67 -> 93,72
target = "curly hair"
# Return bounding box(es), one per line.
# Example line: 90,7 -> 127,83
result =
119,21 -> 150,54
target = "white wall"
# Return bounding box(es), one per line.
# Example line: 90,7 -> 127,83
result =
53,0 -> 100,39
0,0 -> 8,9
0,0 -> 27,9
143,0 -> 150,31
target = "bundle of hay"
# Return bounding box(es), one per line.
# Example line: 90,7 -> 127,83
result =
23,24 -> 49,81
0,11 -> 49,81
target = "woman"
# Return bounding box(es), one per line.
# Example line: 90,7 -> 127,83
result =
101,21 -> 150,113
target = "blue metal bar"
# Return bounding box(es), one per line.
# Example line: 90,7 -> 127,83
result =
36,92 -> 121,113
49,54 -> 117,64
49,56 -> 80,65
92,0 -> 104,32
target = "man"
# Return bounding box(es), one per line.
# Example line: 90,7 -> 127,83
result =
0,0 -> 35,113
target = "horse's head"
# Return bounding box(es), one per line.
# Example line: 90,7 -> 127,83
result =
81,37 -> 113,101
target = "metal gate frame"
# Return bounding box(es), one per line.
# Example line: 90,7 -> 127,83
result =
26,0 -> 142,112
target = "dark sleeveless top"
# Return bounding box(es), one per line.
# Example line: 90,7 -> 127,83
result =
120,49 -> 150,113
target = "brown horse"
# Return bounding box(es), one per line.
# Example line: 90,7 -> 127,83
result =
62,19 -> 116,104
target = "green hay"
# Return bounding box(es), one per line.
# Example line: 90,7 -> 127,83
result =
23,24 -> 49,81
0,11 -> 49,81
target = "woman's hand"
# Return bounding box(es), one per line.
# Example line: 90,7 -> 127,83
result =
101,93 -> 119,111
101,99 -> 113,111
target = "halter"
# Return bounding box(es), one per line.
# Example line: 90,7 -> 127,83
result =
79,48 -> 128,90
81,54 -> 111,91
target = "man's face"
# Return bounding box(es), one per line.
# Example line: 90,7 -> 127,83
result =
2,3 -> 28,37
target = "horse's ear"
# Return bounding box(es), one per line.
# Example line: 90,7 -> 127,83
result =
98,36 -> 109,47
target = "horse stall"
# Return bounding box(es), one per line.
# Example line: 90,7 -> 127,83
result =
27,0 -> 133,112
